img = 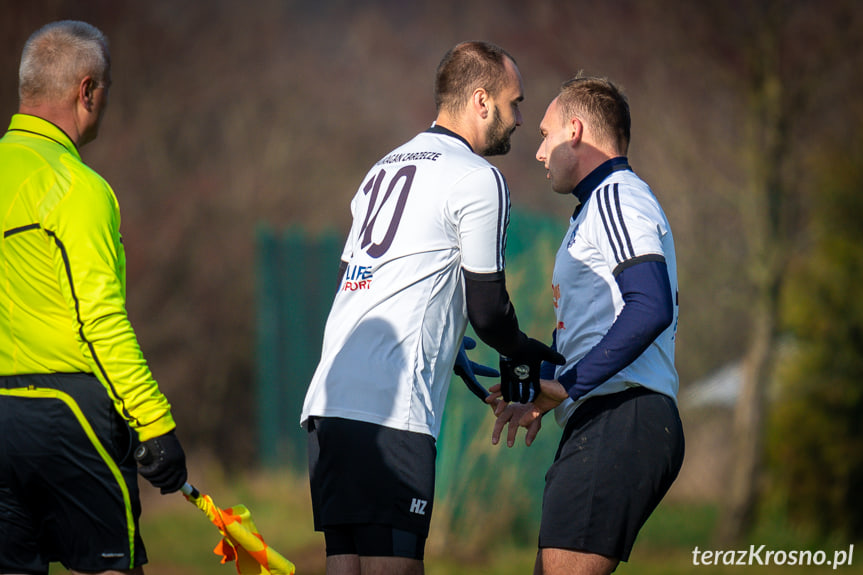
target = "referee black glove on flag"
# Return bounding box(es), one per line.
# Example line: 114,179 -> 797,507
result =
135,430 -> 188,494
500,337 -> 566,403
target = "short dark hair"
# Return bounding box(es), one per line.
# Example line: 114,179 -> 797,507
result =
558,74 -> 630,155
434,41 -> 516,114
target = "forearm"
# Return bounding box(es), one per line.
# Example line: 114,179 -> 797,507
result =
81,309 -> 175,441
463,269 -> 526,355
558,260 -> 673,399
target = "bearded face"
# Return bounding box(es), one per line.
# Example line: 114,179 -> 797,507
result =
482,105 -> 516,157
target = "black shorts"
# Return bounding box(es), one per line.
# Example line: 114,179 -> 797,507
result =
323,523 -> 426,560
0,373 -> 145,574
307,417 -> 436,557
539,387 -> 684,561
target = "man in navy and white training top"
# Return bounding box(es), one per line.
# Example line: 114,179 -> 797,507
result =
490,75 -> 685,575
300,41 -> 564,575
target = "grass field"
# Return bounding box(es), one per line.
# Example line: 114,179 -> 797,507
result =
47,468 -> 861,574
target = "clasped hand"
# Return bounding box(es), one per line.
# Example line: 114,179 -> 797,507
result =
485,378 -> 569,447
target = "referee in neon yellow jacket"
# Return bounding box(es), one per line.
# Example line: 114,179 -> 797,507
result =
0,21 -> 187,575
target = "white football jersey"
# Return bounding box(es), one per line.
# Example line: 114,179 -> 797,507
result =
301,127 -> 509,438
551,164 -> 679,427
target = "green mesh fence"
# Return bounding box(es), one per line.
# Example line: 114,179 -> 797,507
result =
255,224 -> 342,468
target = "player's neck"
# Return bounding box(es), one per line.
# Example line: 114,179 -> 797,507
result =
575,143 -> 619,186
19,102 -> 83,148
433,114 -> 480,153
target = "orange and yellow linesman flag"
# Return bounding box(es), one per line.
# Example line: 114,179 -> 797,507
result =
181,483 -> 296,575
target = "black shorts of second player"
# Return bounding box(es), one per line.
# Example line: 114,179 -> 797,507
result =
307,416 -> 436,558
538,386 -> 685,562
0,373 -> 145,575
323,523 -> 427,560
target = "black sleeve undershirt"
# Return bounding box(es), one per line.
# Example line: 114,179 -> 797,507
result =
463,269 -> 526,356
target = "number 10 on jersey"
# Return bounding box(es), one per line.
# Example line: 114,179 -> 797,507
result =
358,165 -> 417,258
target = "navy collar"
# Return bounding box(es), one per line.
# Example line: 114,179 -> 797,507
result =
572,157 -> 631,205
425,124 -> 474,153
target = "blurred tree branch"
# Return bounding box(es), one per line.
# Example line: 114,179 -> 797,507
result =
666,0 -> 862,544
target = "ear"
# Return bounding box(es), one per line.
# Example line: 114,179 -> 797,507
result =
568,116 -> 584,147
471,88 -> 491,120
79,76 -> 96,112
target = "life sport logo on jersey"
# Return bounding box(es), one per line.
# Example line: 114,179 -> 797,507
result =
342,264 -> 374,291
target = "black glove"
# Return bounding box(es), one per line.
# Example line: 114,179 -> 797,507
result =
453,336 -> 499,402
500,337 -> 566,403
134,430 -> 188,494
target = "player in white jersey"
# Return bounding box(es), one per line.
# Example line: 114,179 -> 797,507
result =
490,76 -> 685,575
302,128 -> 508,437
301,42 -> 563,575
